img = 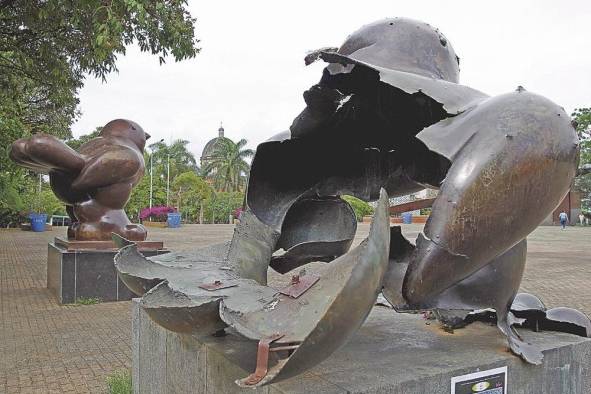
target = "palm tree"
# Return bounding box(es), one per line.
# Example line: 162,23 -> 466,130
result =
148,139 -> 198,180
202,138 -> 253,192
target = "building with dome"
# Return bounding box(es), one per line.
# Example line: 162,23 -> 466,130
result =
200,123 -> 231,170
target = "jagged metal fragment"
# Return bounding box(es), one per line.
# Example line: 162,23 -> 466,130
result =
402,90 -> 579,305
115,190 -> 390,386
541,308 -> 591,337
508,295 -> 591,338
511,292 -> 547,317
115,16 -> 589,385
230,189 -> 390,387
270,197 -> 357,273
383,234 -> 544,363
318,51 -> 487,116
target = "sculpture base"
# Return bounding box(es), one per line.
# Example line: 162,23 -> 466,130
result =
54,236 -> 164,251
132,299 -> 591,394
48,242 -> 167,304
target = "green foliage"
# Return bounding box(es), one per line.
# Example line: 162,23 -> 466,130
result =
35,188 -> 65,215
126,141 -> 199,220
202,138 -> 253,192
106,369 -> 132,394
74,297 -> 101,305
171,171 -> 212,222
420,208 -> 432,215
573,108 -> 591,210
126,170 -> 156,221
1,0 -> 199,92
127,176 -> 166,221
0,169 -> 30,210
0,208 -> 26,227
0,0 -> 199,215
203,192 -> 244,224
342,195 -> 374,222
66,127 -> 102,150
23,179 -> 64,215
572,108 -> 591,164
1,173 -> 65,215
148,139 -> 198,182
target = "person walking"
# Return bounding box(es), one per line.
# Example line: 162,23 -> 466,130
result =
559,211 -> 569,229
579,213 -> 585,226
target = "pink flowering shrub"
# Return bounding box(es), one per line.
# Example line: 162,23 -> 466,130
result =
140,206 -> 177,221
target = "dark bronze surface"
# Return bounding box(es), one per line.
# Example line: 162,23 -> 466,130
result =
114,17 -> 590,387
10,119 -> 149,241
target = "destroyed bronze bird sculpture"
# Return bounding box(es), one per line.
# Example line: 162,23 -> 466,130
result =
113,18 -> 591,387
10,119 -> 149,241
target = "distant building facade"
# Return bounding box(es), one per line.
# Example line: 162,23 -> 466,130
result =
541,189 -> 582,225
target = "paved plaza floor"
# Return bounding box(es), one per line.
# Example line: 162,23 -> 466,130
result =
0,223 -> 589,393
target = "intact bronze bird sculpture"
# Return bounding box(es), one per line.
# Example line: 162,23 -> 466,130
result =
10,119 -> 149,241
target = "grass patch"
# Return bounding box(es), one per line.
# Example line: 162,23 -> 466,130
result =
74,297 -> 101,305
106,369 -> 132,394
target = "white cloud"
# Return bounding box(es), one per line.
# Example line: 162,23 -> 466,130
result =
72,0 -> 591,160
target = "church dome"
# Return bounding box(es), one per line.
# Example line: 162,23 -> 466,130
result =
200,123 -> 230,166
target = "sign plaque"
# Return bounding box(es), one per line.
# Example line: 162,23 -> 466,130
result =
451,366 -> 507,394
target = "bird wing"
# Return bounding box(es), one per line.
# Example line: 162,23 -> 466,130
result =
71,146 -> 142,190
10,134 -> 85,174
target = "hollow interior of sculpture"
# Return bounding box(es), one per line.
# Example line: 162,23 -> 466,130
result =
270,196 -> 357,273
247,65 -> 453,235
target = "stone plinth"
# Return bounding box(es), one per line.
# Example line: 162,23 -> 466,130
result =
132,299 -> 591,394
48,242 -> 167,304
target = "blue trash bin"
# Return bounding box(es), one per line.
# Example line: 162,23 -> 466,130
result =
30,213 -> 48,232
167,212 -> 181,228
401,212 -> 412,224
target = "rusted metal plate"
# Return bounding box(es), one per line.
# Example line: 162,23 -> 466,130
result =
279,274 -> 320,298
389,198 -> 435,215
243,334 -> 285,386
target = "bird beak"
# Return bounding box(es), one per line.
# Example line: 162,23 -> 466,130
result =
145,132 -> 151,140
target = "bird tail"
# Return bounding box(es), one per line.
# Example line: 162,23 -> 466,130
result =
10,134 -> 85,174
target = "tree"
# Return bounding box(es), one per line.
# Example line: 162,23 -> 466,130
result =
203,191 -> 244,224
202,138 -> 253,192
0,0 -> 199,213
171,171 -> 212,222
573,108 -> 591,211
572,108 -> 591,164
148,139 -> 198,182
125,152 -> 167,221
13,175 -> 65,215
342,195 -> 374,222
1,0 -> 199,139
0,169 -> 33,210
66,127 -> 102,150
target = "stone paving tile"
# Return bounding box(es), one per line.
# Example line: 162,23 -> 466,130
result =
0,223 -> 589,393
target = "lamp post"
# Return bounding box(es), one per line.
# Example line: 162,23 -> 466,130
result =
166,153 -> 170,206
149,154 -> 153,209
166,133 -> 172,207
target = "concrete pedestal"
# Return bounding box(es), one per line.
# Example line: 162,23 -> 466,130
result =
132,299 -> 591,394
47,243 -> 167,304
